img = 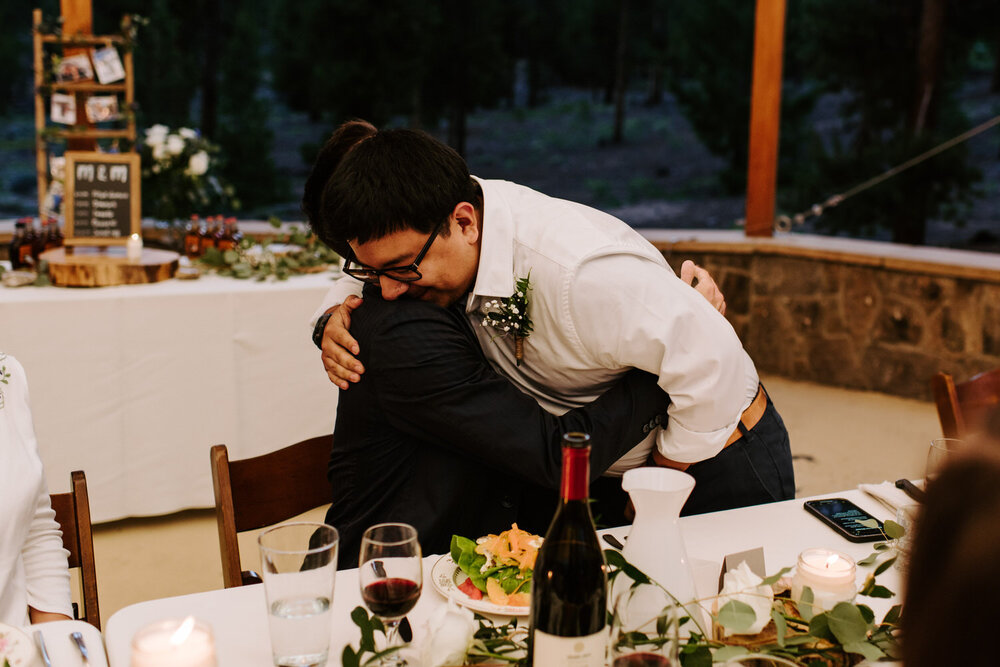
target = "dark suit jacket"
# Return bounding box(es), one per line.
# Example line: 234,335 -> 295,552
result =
325,289 -> 669,569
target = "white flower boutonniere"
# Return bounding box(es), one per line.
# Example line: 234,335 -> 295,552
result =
481,273 -> 534,365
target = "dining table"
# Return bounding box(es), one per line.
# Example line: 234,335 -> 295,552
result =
102,488 -> 905,666
0,270 -> 341,522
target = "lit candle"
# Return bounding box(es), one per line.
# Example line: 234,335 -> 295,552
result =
130,617 -> 217,667
790,548 -> 857,614
126,233 -> 143,261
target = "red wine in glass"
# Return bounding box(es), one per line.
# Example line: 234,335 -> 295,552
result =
362,577 -> 421,619
612,653 -> 673,667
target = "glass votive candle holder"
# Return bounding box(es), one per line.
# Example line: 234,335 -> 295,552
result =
130,617 -> 217,667
790,548 -> 857,614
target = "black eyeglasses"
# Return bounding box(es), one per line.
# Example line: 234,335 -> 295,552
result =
343,222 -> 444,285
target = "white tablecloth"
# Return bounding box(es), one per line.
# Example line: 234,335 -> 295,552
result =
0,272 -> 341,522
103,489 -> 903,666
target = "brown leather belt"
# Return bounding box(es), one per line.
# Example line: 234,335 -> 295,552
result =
651,383 -> 768,470
724,383 -> 768,447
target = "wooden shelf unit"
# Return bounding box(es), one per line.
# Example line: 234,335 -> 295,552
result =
32,8 -> 137,222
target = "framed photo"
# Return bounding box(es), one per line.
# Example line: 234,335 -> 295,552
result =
51,92 -> 77,125
56,53 -> 94,83
91,46 -> 125,84
85,95 -> 121,123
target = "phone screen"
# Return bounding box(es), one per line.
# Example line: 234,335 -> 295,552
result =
804,498 -> 884,542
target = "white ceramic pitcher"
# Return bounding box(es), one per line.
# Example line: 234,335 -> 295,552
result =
620,467 -> 698,604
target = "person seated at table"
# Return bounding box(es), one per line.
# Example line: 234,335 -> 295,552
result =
307,120 -> 793,523
901,408 -> 1000,667
0,352 -> 73,626
323,284 -> 673,568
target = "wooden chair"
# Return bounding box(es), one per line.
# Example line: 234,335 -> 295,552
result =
49,470 -> 100,629
210,436 -> 333,589
931,368 -> 1000,439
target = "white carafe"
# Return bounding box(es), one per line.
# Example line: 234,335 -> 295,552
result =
620,467 -> 698,605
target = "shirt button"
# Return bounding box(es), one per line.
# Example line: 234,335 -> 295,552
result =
642,424 -> 651,435
500,496 -> 514,509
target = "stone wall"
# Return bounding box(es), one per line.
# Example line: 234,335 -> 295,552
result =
648,231 -> 1000,400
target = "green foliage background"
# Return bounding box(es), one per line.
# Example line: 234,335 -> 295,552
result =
1,0 -> 997,244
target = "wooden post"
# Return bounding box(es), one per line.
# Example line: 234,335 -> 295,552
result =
60,0 -> 97,152
744,0 -> 786,237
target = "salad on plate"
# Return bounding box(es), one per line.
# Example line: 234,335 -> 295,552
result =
450,524 -> 542,607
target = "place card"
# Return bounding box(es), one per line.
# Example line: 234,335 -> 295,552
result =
717,546 -> 766,593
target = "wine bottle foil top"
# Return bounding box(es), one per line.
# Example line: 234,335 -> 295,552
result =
562,432 -> 591,448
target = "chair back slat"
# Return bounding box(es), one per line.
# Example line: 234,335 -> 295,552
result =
49,470 -> 100,629
210,435 -> 333,589
933,368 -> 1000,439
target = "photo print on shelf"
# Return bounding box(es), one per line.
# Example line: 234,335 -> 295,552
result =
56,53 -> 94,83
91,46 -> 125,84
85,95 -> 121,123
50,92 -> 77,125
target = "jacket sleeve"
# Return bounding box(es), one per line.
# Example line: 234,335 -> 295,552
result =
365,303 -> 669,488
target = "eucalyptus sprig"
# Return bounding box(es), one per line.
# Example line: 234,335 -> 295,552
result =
342,606 -> 403,667
197,218 -> 340,281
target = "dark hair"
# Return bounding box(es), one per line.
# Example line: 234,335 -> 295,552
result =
302,120 -> 377,256
901,435 -> 1000,666
304,120 -> 480,254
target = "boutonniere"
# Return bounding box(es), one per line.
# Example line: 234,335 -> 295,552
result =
481,273 -> 534,365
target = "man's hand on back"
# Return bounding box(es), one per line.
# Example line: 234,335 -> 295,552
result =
681,260 -> 726,316
321,295 -> 365,389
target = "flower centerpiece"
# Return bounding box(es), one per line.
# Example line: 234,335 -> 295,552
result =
139,124 -> 236,223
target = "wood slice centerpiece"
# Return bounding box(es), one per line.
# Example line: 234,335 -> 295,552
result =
41,246 -> 179,286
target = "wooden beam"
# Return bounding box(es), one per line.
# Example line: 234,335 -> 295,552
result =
60,0 -> 96,152
744,0 -> 787,238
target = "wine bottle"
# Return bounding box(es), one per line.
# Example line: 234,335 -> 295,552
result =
528,432 -> 608,666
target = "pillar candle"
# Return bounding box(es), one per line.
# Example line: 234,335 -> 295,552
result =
790,548 -> 857,614
130,617 -> 217,667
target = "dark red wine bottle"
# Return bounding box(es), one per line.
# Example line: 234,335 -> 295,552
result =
528,432 -> 608,666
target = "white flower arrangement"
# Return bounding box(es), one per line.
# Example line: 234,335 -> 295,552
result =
139,124 -> 236,222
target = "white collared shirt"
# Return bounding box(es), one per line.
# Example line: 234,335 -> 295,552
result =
312,178 -> 759,471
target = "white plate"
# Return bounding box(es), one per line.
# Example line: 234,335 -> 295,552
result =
0,622 -> 38,667
430,555 -> 530,617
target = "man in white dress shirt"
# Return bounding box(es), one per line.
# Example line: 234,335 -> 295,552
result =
305,120 -> 793,516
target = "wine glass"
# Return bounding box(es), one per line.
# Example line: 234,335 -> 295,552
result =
359,523 -> 422,666
926,438 -> 964,480
609,582 -> 680,667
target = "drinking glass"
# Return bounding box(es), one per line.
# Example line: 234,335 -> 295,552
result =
258,522 -> 339,667
359,523 -> 423,666
609,582 -> 680,667
926,438 -> 964,480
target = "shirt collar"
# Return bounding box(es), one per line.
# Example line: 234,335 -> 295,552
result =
467,177 -> 515,310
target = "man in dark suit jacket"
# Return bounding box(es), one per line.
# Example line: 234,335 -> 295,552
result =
325,285 -> 670,569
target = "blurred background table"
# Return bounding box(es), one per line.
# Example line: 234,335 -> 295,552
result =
0,271 -> 340,521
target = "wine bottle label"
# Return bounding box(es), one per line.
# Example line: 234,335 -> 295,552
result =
532,627 -> 607,667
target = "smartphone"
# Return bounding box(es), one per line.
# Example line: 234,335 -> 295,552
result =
803,498 -> 885,542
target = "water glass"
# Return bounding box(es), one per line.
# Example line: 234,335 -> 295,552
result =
926,438 -> 964,480
258,522 -> 339,667
609,582 -> 680,667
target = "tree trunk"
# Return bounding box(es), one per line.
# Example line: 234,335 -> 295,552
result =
200,0 -> 222,139
612,0 -> 630,144
911,0 -> 945,135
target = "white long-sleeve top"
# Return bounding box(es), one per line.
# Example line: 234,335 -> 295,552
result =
0,353 -> 73,626
312,178 -> 758,471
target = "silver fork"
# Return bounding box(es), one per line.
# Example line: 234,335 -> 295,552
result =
33,630 -> 52,667
71,631 -> 91,665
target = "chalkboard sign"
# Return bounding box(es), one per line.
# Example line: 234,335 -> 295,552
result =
64,151 -> 141,246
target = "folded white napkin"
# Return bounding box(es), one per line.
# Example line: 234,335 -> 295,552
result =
858,480 -> 920,514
